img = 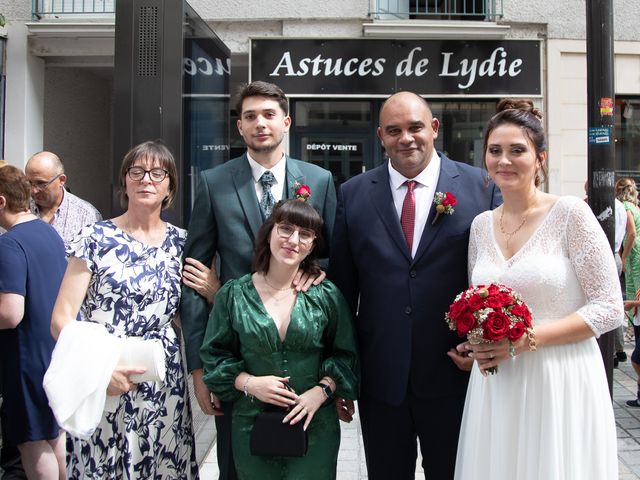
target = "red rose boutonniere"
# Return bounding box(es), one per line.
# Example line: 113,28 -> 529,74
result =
432,191 -> 457,224
293,182 -> 311,201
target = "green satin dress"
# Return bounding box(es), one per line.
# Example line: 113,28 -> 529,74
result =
200,274 -> 359,480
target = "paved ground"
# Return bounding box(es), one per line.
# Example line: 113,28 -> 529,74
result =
1,346 -> 638,478
197,341 -> 640,479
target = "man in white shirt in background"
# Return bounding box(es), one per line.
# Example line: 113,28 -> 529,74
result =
615,197 -> 628,367
25,151 -> 102,246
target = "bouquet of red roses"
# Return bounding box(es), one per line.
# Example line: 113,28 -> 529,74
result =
445,283 -> 532,374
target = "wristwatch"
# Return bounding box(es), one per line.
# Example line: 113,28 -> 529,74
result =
316,382 -> 334,401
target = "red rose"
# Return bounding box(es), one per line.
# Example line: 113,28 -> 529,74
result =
448,299 -> 470,320
456,312 -> 477,336
507,321 -> 526,342
486,284 -> 501,296
510,303 -> 532,327
442,191 -> 457,207
295,184 -> 311,200
483,311 -> 511,341
466,293 -> 486,311
486,292 -> 515,309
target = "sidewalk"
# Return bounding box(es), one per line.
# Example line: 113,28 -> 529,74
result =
197,343 -> 640,479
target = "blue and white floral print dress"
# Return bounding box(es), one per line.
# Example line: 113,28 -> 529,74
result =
65,220 -> 199,479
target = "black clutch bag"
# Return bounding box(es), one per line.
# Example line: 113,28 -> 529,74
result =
250,387 -> 309,458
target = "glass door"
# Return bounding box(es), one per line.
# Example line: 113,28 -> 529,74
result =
297,134 -> 371,189
291,100 -> 376,189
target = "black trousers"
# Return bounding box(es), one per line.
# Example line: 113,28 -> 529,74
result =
215,401 -> 237,480
358,392 -> 465,480
0,445 -> 25,480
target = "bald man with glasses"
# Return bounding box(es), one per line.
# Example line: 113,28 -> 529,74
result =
25,151 -> 102,246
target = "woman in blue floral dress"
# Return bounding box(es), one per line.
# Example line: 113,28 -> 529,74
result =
51,141 -> 198,478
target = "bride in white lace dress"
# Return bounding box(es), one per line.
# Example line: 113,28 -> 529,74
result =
454,99 -> 623,480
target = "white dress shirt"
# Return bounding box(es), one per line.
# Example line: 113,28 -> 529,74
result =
247,153 -> 287,203
614,198 -> 626,252
388,150 -> 441,258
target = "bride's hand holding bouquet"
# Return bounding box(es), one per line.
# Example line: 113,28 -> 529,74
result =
446,283 -> 533,376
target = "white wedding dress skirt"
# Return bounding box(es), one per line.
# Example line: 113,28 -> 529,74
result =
455,197 -> 621,480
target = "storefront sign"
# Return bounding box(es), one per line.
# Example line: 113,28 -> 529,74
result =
251,39 -> 541,96
306,143 -> 359,152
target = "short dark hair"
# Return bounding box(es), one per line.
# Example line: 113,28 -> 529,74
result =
119,140 -> 178,209
0,165 -> 31,212
484,98 -> 548,187
234,81 -> 289,116
252,200 -> 324,275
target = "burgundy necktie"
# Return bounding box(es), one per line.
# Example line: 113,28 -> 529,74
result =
400,180 -> 416,253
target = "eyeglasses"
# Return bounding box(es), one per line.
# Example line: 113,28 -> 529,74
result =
30,173 -> 62,191
276,223 -> 316,246
127,167 -> 169,182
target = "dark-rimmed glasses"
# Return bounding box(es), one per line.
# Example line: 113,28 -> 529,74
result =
30,173 -> 63,191
275,223 -> 316,246
127,167 -> 169,183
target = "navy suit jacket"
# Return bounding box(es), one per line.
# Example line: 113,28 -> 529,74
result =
181,154 -> 337,371
329,154 -> 500,406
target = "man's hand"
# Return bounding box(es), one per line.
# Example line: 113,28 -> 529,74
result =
447,343 -> 473,372
192,368 -> 223,416
335,397 -> 355,423
293,269 -> 326,292
182,256 -> 221,305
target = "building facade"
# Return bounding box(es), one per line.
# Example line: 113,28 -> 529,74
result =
1,0 -> 639,220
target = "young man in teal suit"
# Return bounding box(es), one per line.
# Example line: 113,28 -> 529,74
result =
181,81 -> 336,480
329,92 -> 501,479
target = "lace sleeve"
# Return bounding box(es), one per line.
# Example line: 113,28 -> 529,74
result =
468,214 -> 482,284
567,199 -> 624,336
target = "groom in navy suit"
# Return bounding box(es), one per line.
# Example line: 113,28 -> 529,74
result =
329,91 -> 500,479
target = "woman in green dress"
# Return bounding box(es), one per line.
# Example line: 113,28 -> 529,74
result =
616,178 -> 640,407
616,178 -> 640,304
200,199 -> 359,479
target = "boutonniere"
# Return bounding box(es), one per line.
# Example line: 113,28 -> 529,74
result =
432,191 -> 457,224
292,181 -> 311,201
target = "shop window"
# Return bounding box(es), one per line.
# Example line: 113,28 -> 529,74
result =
295,101 -> 372,128
615,97 -> 640,182
429,101 -> 497,168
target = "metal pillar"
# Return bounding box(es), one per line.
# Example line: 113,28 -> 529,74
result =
586,0 -> 616,396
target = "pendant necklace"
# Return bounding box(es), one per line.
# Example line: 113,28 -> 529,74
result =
263,275 -> 295,303
499,190 -> 538,249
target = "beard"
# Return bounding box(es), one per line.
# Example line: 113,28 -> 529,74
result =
245,133 -> 285,154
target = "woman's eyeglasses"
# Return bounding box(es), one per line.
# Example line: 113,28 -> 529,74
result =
127,167 -> 169,183
276,223 -> 316,246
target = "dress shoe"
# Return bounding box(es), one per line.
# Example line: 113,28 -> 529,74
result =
617,351 -> 628,362
627,399 -> 640,407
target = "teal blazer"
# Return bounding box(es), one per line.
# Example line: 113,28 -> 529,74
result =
181,154 -> 337,371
